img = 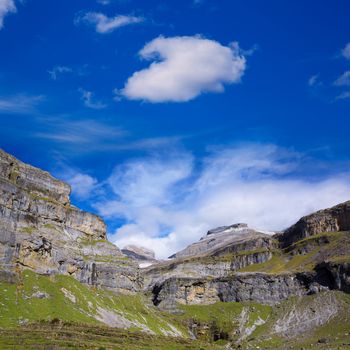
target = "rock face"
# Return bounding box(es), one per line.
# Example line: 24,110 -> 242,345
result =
280,201 -> 350,247
151,264 -> 350,310
169,223 -> 275,259
122,245 -> 157,267
143,250 -> 273,291
151,273 -> 315,310
0,149 -> 141,293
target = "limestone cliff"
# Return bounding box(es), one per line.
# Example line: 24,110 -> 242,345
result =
0,149 -> 141,293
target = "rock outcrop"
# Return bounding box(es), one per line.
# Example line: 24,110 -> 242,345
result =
121,245 -> 157,268
0,149 -> 141,293
279,201 -> 350,247
151,273 -> 316,310
143,224 -> 277,290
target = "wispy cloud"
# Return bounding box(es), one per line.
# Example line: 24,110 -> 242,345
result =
336,91 -> 350,100
121,35 -> 246,103
0,94 -> 44,114
0,0 -> 16,30
334,71 -> 350,87
36,118 -> 124,145
308,74 -> 322,87
93,144 -> 350,258
79,88 -> 107,109
75,12 -> 143,34
342,42 -> 350,60
48,66 -> 73,80
34,116 -> 185,154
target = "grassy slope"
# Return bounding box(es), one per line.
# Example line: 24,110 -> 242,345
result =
0,324 -> 221,350
243,291 -> 350,350
239,231 -> 350,273
1,232 -> 350,349
0,269 -> 187,337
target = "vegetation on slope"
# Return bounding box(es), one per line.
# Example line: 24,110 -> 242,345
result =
0,269 -> 186,337
239,231 -> 350,273
0,323 -> 221,350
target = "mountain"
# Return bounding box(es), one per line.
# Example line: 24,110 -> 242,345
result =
169,223 -> 275,259
0,149 -> 350,349
121,245 -> 157,267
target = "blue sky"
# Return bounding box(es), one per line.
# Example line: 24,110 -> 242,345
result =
1,0 -> 350,257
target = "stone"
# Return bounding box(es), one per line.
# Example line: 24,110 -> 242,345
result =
122,245 -> 156,262
0,149 -> 141,294
280,201 -> 350,247
169,224 -> 276,259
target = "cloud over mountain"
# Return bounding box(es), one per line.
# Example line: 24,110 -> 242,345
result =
94,144 -> 350,258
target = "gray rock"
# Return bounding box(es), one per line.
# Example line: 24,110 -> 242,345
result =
169,224 -> 275,259
0,149 -> 141,294
280,201 -> 350,247
122,245 -> 156,261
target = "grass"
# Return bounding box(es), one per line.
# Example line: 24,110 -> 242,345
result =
176,301 -> 272,343
239,231 -> 350,274
0,269 -> 186,337
19,227 -> 36,234
0,323 -> 221,350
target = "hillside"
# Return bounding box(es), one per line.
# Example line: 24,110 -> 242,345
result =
0,149 -> 349,349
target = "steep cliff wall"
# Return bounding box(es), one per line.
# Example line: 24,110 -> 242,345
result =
0,149 -> 141,293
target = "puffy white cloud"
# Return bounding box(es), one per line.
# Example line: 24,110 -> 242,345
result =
94,144 -> 350,258
0,0 -> 16,30
334,71 -> 350,87
121,36 -> 246,102
342,43 -> 350,60
76,12 -> 143,34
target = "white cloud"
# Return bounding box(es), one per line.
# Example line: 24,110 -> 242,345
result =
0,94 -> 44,114
35,119 -> 124,145
94,144 -> 350,259
342,43 -> 350,60
0,0 -> 16,30
79,88 -> 107,109
334,71 -> 350,87
76,12 -> 143,34
121,35 -> 246,103
67,173 -> 98,200
48,66 -> 73,80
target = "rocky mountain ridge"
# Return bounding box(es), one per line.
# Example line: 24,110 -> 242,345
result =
0,149 -> 350,349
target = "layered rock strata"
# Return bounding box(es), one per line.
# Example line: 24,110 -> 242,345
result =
0,150 -> 141,293
279,201 -> 350,247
